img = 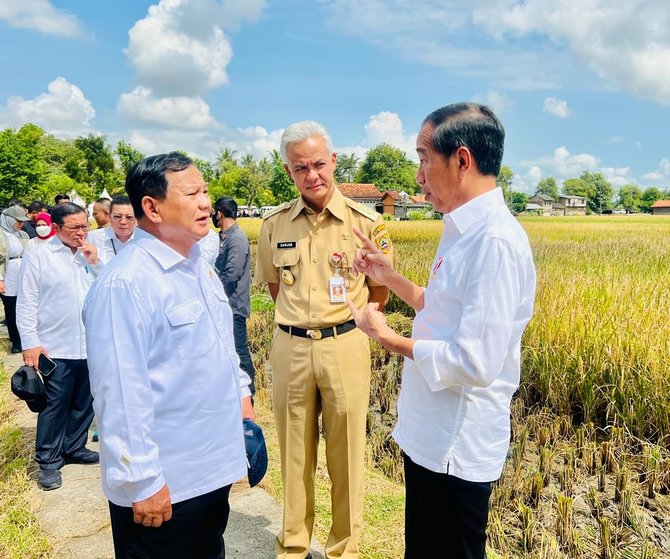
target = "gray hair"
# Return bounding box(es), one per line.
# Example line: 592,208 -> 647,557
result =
279,120 -> 334,163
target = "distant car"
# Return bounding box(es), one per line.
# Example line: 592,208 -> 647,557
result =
612,209 -> 626,214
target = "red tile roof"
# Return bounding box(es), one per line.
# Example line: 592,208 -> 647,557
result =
338,183 -> 382,198
410,194 -> 427,203
652,200 -> 670,208
382,190 -> 402,200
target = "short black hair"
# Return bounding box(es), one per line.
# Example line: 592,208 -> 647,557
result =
125,152 -> 193,219
214,196 -> 238,220
110,195 -> 132,213
422,102 -> 505,177
54,193 -> 70,204
51,202 -> 85,226
28,201 -> 46,213
94,197 -> 111,208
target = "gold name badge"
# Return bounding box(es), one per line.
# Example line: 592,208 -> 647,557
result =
281,269 -> 295,286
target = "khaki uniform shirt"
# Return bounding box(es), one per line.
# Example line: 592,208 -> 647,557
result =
256,187 -> 394,328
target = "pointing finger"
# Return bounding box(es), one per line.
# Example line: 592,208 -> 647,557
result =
352,227 -> 379,253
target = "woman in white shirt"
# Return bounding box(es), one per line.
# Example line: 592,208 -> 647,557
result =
0,206 -> 30,353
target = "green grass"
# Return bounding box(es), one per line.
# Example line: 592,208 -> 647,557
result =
0,363 -> 50,559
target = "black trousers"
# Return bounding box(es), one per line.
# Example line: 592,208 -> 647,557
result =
232,314 -> 255,396
109,484 -> 232,559
36,358 -> 94,469
403,453 -> 492,559
0,293 -> 20,347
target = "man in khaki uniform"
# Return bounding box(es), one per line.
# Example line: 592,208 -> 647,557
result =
256,120 -> 393,559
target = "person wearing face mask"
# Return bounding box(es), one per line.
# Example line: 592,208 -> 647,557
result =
25,212 -> 56,252
0,205 -> 30,353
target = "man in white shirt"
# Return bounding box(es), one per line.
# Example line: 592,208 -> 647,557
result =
17,202 -> 102,492
88,195 -> 136,264
83,152 -> 255,559
348,103 -> 536,559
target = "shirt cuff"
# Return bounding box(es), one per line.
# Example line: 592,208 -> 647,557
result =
21,334 -> 41,350
412,339 -> 447,392
124,472 -> 167,504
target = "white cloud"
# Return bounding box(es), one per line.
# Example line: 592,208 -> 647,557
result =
0,77 -> 95,136
543,97 -> 570,118
0,0 -> 83,37
522,146 -> 599,178
125,0 -> 265,98
642,158 -> 670,183
321,1 -> 670,104
600,166 -> 632,188
118,87 -> 217,130
473,0 -> 670,105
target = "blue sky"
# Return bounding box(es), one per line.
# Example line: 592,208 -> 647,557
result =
0,0 -> 669,194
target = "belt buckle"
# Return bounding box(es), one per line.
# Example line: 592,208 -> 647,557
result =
306,329 -> 322,340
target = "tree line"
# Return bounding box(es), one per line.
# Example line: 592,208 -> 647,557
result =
1,123 -> 666,213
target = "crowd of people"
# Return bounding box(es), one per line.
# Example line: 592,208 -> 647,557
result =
1,101 -> 536,559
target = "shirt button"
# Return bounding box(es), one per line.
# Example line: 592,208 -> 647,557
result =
314,231 -> 319,236
312,287 -> 316,291
312,258 -> 317,263
311,313 -> 316,318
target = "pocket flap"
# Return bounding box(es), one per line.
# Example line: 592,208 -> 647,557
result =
272,249 -> 300,267
166,298 -> 204,327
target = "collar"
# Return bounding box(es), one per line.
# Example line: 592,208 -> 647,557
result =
221,222 -> 240,237
444,187 -> 505,235
47,235 -> 76,254
134,227 -> 201,271
288,186 -> 347,222
106,227 -> 135,243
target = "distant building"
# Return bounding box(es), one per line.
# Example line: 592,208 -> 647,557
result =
652,200 -> 670,215
559,195 -> 587,216
527,194 -> 554,215
379,190 -> 431,220
526,193 -> 587,216
337,183 -> 383,211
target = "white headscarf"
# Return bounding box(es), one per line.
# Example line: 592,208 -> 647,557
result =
0,213 -> 18,235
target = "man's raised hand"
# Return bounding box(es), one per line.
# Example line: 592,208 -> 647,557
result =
351,227 -> 394,284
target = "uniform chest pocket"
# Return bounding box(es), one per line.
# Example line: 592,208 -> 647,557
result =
165,298 -> 214,360
272,249 -> 300,287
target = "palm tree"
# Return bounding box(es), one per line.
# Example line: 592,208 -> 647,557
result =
335,153 -> 360,183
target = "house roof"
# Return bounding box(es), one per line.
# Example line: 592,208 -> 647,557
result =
409,194 -> 427,203
560,195 -> 587,200
338,183 -> 382,199
382,190 -> 402,200
525,203 -> 543,210
552,202 -> 566,209
652,200 -> 670,208
531,193 -> 555,201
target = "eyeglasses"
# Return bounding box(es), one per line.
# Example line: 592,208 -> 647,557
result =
62,224 -> 90,232
111,214 -> 136,222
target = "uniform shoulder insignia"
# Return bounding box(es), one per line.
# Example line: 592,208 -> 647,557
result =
262,200 -> 295,220
345,198 -> 380,221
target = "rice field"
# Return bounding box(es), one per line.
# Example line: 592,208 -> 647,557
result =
242,214 -> 670,558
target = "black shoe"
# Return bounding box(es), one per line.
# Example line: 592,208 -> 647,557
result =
38,469 -> 62,491
10,344 -> 22,354
64,448 -> 99,464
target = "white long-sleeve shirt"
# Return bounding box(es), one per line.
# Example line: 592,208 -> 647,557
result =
17,235 -> 100,358
88,227 -> 135,264
392,188 -> 536,482
83,228 -> 251,507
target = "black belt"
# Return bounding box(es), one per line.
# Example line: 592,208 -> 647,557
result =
9,256 -> 22,260
278,320 -> 356,340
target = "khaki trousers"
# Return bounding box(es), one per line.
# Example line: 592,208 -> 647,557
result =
270,327 -> 371,559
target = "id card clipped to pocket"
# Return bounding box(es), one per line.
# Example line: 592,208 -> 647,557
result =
329,273 -> 346,303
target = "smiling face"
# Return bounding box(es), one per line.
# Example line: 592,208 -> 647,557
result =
146,164 -> 212,256
284,135 -> 337,213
